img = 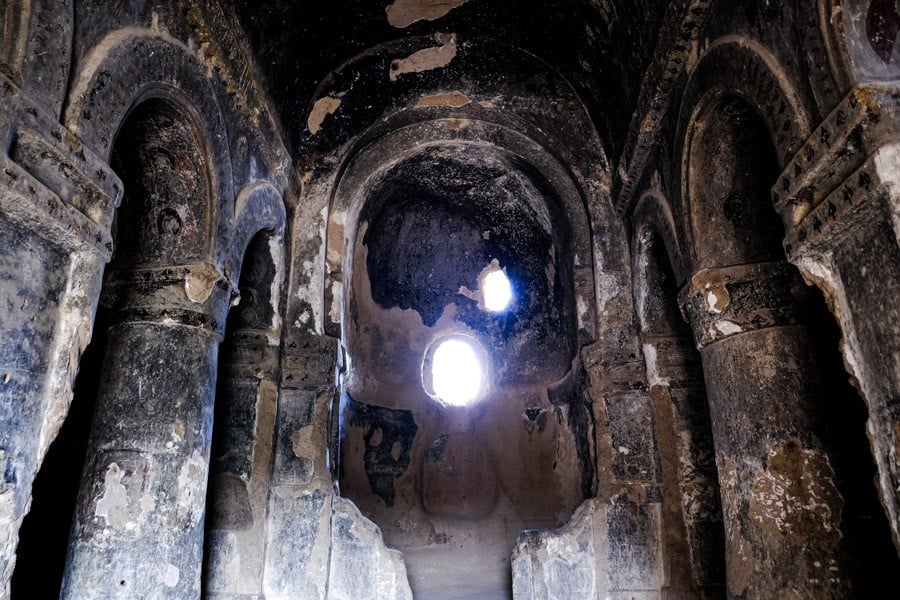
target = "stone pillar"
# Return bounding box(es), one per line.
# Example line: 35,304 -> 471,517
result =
643,333 -> 725,597
262,334 -> 413,600
61,264 -> 230,600
680,261 -> 850,598
512,349 -> 666,600
204,329 -> 279,598
587,355 -> 665,599
772,85 -> 900,552
263,335 -> 336,600
0,72 -> 120,593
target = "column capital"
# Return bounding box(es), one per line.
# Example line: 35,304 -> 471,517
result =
678,262 -> 808,348
101,262 -> 232,334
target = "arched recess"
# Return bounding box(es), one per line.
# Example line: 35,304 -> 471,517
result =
630,190 -> 726,599
57,92 -> 228,599
14,89 -> 225,597
15,30 -> 239,599
287,35 -> 629,349
276,35 -> 635,600
1,0 -> 73,116
675,39 -> 813,269
675,41 -> 898,597
330,122 -> 599,600
64,29 -> 234,259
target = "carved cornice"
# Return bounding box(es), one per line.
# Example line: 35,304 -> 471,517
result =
281,334 -> 338,391
614,0 -> 714,216
0,72 -> 120,257
772,85 -> 900,258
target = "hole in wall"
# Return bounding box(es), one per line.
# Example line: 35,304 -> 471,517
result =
422,335 -> 486,407
480,261 -> 513,313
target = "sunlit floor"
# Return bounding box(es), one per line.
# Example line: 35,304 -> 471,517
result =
403,540 -> 513,600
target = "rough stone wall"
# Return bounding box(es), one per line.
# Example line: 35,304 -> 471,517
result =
616,0 -> 900,598
0,1 -> 290,597
1,1 -> 899,599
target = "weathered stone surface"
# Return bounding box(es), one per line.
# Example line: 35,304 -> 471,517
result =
61,323 -> 221,599
263,490 -> 412,600
513,495 -> 664,600
329,496 -> 412,600
2,1 -> 900,598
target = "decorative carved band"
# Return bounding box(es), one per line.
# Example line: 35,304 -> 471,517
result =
100,263 -> 232,332
678,261 -> 809,348
773,85 -> 900,257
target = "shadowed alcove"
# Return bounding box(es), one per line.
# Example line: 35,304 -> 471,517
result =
338,143 -> 594,599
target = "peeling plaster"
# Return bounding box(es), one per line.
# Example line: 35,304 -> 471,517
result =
642,343 -> 669,387
176,450 -> 207,528
267,234 -> 286,344
307,95 -> 342,135
185,264 -> 221,303
748,441 -> 842,538
385,0 -> 471,28
389,35 -> 458,81
873,143 -> 900,240
417,91 -> 471,108
163,563 -> 180,588
95,463 -> 130,529
713,320 -> 743,337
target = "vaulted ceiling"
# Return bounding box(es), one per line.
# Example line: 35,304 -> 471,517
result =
229,0 -> 669,162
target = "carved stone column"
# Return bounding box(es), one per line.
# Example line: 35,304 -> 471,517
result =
203,329 -> 279,598
512,348 -> 666,600
61,264 -> 230,600
773,85 -> 900,552
262,334 -> 337,599
0,72 -> 119,592
680,261 -> 850,598
642,332 -> 725,597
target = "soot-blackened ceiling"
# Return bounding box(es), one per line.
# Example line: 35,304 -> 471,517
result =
229,0 -> 668,162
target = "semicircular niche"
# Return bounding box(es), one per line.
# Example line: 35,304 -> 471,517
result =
339,143 -> 593,599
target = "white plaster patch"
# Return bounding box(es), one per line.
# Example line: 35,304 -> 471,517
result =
386,0 -> 470,28
95,463 -> 130,529
595,273 -> 620,317
389,35 -> 457,81
873,143 -> 900,239
642,343 -> 669,387
576,295 -> 591,330
176,450 -> 207,527
713,320 -> 743,336
706,290 -> 722,313
329,280 -> 343,325
267,234 -> 286,343
293,205 -> 328,334
307,95 -> 342,135
184,264 -> 221,303
163,563 -> 180,588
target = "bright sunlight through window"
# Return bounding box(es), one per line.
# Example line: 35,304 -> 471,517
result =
431,338 -> 483,406
482,267 -> 512,312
